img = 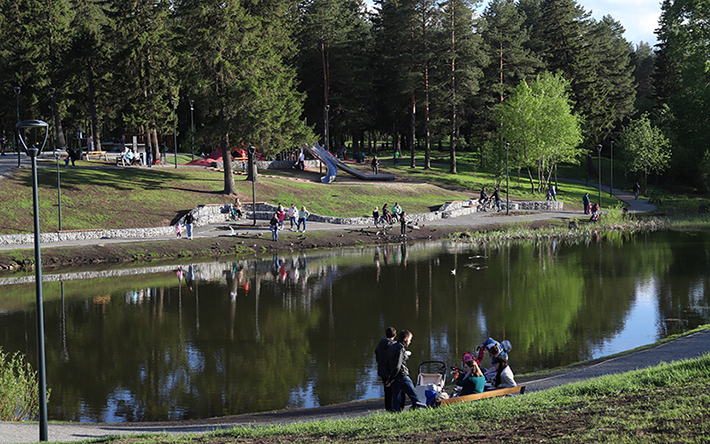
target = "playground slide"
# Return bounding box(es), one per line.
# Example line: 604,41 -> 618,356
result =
305,143 -> 395,183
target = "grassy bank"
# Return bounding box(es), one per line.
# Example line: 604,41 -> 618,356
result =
87,352 -> 710,443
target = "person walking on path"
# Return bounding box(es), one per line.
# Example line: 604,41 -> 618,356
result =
270,213 -> 279,241
373,206 -> 380,228
546,185 -> 557,201
375,326 -> 398,412
277,204 -> 285,230
393,150 -> 399,166
297,206 -> 310,232
400,212 -> 407,236
184,212 -> 195,240
492,187 -> 502,212
633,181 -> 641,200
386,330 -> 426,411
288,204 -> 297,230
371,156 -> 379,175
583,192 -> 591,214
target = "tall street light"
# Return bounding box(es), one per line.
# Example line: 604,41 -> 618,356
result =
596,144 -> 603,207
505,142 -> 510,215
609,139 -> 614,197
16,119 -> 49,442
172,98 -> 178,169
14,87 -> 21,167
49,88 -> 62,231
189,100 -> 195,161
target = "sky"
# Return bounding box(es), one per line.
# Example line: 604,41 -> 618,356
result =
364,0 -> 661,47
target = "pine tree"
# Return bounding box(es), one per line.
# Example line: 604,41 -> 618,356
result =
177,0 -> 311,193
108,0 -> 177,164
0,0 -> 73,130
441,0 -> 486,173
296,0 -> 372,151
476,0 -> 540,136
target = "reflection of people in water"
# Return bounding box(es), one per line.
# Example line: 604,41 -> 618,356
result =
187,264 -> 195,290
176,268 -> 183,282
374,248 -> 381,282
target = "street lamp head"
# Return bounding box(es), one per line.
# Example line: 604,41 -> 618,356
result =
16,120 -> 49,156
189,100 -> 194,110
248,145 -> 256,155
48,87 -> 55,96
597,144 -> 602,153
505,142 -> 510,150
14,86 -> 20,95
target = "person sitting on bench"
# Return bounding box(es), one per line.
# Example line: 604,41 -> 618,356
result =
455,360 -> 486,396
487,356 -> 516,390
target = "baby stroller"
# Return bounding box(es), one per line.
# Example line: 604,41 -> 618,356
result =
415,361 -> 448,407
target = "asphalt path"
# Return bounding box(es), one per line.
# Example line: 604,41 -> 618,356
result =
0,154 -> 670,443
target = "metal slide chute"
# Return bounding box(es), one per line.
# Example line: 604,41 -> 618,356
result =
304,143 -> 395,183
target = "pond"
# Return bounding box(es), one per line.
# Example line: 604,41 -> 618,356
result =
0,230 -> 708,422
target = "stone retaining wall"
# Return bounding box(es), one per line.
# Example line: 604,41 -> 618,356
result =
0,200 -> 564,246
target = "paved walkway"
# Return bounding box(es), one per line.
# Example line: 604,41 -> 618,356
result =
0,155 -> 666,443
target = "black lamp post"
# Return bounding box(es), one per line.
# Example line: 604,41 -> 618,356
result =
505,142 -> 510,215
189,100 -> 195,161
16,119 -> 49,442
248,145 -> 257,226
14,86 -> 21,167
596,144 -> 603,207
172,98 -> 178,169
609,139 -> 614,197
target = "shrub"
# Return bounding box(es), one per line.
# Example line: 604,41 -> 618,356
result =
0,348 -> 46,421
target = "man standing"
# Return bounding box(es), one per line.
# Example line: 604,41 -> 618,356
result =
184,212 -> 195,240
386,330 -> 426,411
583,193 -> 590,214
371,156 -> 379,175
374,327 -> 397,411
633,181 -> 641,200
492,187 -> 501,212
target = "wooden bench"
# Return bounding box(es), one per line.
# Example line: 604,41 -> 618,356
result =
439,385 -> 526,406
85,151 -> 108,161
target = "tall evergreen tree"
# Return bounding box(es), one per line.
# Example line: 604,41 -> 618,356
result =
177,0 -> 311,194
441,0 -> 486,173
373,0 -> 422,168
296,0 -> 372,150
0,0 -> 73,131
653,0 -> 710,191
476,0 -> 540,136
108,0 -> 177,163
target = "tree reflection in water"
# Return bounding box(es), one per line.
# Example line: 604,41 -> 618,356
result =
0,232 -> 709,422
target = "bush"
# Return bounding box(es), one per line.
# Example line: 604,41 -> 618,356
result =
0,348 -> 45,421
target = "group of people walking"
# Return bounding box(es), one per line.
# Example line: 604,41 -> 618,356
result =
270,203 -> 310,241
375,328 -> 517,412
373,202 -> 408,235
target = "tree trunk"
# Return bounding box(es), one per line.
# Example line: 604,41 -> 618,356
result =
88,64 -> 102,151
52,102 -> 67,150
410,95 -> 416,168
223,133 -> 238,194
449,0 -> 457,174
151,129 -> 159,164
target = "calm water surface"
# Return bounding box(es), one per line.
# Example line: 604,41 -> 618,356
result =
0,230 -> 708,422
